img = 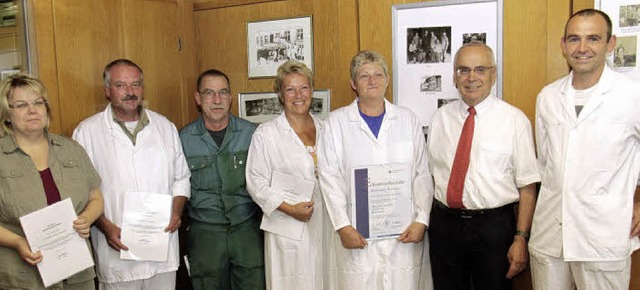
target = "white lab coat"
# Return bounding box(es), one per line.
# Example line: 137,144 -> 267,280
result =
73,105 -> 191,283
317,99 -> 434,290
531,66 -> 640,261
246,113 -> 331,290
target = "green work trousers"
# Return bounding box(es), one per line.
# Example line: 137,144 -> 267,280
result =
187,216 -> 265,290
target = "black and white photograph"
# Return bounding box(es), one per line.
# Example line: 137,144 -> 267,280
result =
238,92 -> 282,123
393,0 -> 502,128
239,89 -> 330,123
247,16 -> 313,78
462,32 -> 487,44
614,36 -> 637,68
619,5 -> 640,28
420,74 -> 442,92
310,89 -> 331,119
598,0 -> 640,81
437,98 -> 458,108
406,26 -> 452,64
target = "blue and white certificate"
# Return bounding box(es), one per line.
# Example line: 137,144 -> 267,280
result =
351,163 -> 413,240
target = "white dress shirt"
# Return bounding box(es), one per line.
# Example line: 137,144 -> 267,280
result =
428,95 -> 540,210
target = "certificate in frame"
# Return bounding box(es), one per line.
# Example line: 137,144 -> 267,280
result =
392,0 -> 503,127
247,16 -> 313,78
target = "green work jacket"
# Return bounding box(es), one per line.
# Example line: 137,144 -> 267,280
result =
179,115 -> 258,226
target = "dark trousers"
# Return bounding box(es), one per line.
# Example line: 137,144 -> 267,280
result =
429,200 -> 516,290
187,216 -> 266,290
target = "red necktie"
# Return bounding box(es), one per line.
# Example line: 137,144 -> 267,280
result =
446,106 -> 476,209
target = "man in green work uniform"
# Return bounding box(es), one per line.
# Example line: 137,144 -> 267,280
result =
179,69 -> 264,290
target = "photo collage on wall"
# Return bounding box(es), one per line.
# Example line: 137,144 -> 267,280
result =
393,0 -> 502,136
598,0 -> 640,81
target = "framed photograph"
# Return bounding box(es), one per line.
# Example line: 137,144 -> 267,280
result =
596,0 -> 640,81
311,89 -> 330,119
392,0 -> 503,127
238,89 -> 331,124
247,16 -> 313,78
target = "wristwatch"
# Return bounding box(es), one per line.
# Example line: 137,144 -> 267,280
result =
515,230 -> 530,241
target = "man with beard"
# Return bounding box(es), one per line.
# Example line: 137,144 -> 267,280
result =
179,69 -> 263,290
73,59 -> 191,289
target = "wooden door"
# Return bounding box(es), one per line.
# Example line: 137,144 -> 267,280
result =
121,0 -> 187,128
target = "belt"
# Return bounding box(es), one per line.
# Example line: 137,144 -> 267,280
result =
433,199 -> 514,218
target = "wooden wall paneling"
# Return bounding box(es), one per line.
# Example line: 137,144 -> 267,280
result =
310,0 -> 358,110
546,0 -> 571,84
31,0 -> 61,133
502,0 -> 548,124
121,0 -> 186,128
194,5 -> 249,116
193,0 -> 285,10
572,0 -> 593,13
178,0 -> 199,124
50,0 -> 123,136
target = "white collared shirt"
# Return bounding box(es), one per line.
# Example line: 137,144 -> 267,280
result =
427,95 -> 540,210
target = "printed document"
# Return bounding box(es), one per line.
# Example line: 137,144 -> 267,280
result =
20,198 -> 94,287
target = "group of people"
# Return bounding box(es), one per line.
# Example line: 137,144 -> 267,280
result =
409,30 -> 449,64
0,8 -> 639,290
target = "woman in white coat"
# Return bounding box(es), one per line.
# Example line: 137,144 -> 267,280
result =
317,51 -> 433,290
246,60 -> 329,289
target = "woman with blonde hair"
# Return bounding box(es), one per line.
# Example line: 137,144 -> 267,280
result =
0,74 -> 104,289
246,60 -> 329,289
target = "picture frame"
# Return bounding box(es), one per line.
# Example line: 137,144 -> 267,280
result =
238,89 -> 331,124
392,0 -> 503,127
247,16 -> 313,78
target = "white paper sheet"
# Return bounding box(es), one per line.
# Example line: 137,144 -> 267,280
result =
19,198 -> 94,287
260,170 -> 315,240
351,163 -> 413,241
120,192 -> 172,262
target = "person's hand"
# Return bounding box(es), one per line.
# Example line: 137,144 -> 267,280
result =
98,219 -> 128,251
506,236 -> 528,278
164,213 -> 182,233
73,215 -> 92,239
631,202 -> 640,238
14,237 -> 42,266
398,222 -> 426,243
337,226 -> 367,249
280,201 -> 314,222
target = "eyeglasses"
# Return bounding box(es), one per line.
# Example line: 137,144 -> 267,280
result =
9,98 -> 48,111
455,66 -> 494,77
200,89 -> 231,99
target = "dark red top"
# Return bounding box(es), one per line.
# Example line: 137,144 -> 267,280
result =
39,168 -> 61,205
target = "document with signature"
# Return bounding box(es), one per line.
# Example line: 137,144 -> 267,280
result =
120,192 -> 172,262
351,163 -> 413,241
260,170 -> 315,241
20,198 -> 94,287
